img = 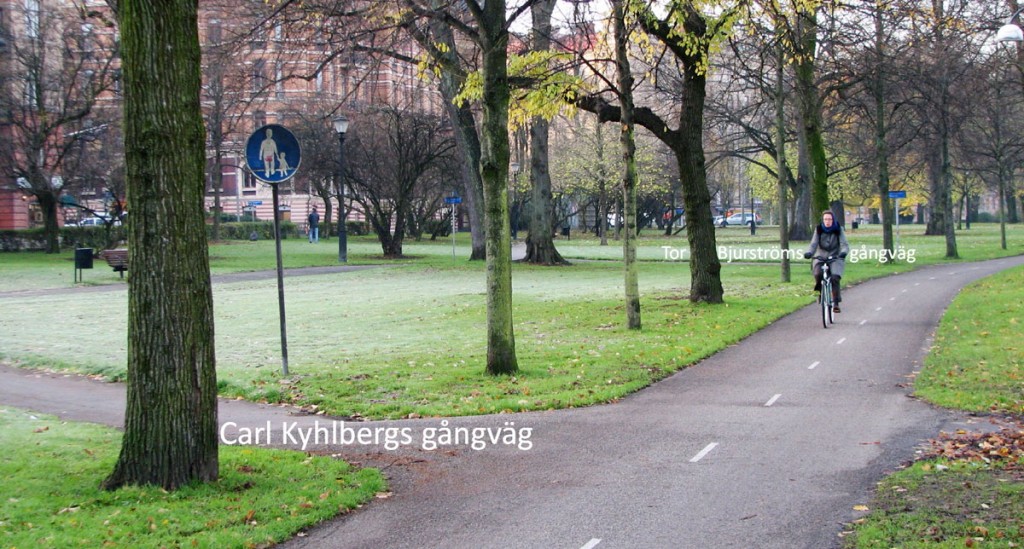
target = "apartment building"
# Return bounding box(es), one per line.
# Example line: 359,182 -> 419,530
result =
0,0 -> 441,231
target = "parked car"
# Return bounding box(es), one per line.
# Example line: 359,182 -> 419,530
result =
720,212 -> 762,227
713,215 -> 725,227
69,215 -> 121,228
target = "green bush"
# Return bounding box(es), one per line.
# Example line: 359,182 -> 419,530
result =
210,221 -> 298,240
321,221 -> 370,236
0,226 -> 128,252
422,218 -> 452,238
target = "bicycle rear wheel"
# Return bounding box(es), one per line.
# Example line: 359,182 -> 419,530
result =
821,284 -> 830,329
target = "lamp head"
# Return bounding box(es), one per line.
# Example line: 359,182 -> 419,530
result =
333,115 -> 349,136
998,23 -> 1024,42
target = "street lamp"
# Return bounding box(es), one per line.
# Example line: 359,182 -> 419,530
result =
995,10 -> 1023,249
999,8 -> 1024,42
333,115 -> 349,263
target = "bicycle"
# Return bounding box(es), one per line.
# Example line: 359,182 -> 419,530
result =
816,256 -> 837,329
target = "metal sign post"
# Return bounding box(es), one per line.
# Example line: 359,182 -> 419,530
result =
888,190 -> 906,262
246,124 -> 302,375
445,195 -> 462,260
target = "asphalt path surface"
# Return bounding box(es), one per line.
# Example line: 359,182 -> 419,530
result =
2,255 -> 1023,548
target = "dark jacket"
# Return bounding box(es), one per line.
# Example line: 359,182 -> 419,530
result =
805,223 -> 850,277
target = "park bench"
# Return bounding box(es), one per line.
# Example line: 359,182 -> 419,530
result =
99,249 -> 129,278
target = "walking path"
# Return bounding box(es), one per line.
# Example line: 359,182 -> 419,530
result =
3,255 -> 1023,548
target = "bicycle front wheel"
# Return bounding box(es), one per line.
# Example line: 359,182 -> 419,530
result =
821,286 -> 830,329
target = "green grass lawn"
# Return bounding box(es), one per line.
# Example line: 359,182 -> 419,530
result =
843,265 -> 1024,548
0,407 -> 385,549
2,223 -> 1023,548
1,224 -> 1022,419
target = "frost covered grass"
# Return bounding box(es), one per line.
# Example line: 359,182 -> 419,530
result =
1,224 -> 1020,418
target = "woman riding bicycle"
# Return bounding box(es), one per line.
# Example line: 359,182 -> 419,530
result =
803,210 -> 850,312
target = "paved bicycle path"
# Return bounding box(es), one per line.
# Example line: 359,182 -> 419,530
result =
2,255 -> 1023,548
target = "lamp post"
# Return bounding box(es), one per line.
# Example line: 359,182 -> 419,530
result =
333,115 -> 349,263
996,9 -> 1022,249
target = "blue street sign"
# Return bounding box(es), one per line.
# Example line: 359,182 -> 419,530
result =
247,200 -> 263,206
888,190 -> 906,199
246,124 -> 301,184
445,196 -> 462,204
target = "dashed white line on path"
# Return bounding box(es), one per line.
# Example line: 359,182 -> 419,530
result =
580,539 -> 602,549
875,307 -> 883,312
890,297 -> 896,301
765,394 -> 782,407
859,320 -> 867,326
902,289 -> 908,293
808,361 -> 820,370
690,443 -> 719,463
837,338 -> 847,345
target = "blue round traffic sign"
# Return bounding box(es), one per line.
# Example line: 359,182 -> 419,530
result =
246,124 -> 301,184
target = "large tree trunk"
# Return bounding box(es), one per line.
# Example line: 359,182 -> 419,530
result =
477,0 -> 518,375
775,37 -> 790,283
37,190 -> 61,254
613,0 -> 640,329
523,0 -> 567,266
873,3 -> 895,261
677,67 -> 723,303
792,6 -> 828,237
103,0 -> 218,491
522,115 -> 568,265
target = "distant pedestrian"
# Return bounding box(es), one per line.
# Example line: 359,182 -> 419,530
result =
308,207 -> 320,243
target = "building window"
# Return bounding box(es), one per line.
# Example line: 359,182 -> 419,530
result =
253,110 -> 266,129
207,19 -> 221,45
251,60 -> 266,95
250,26 -> 266,50
23,75 -> 37,105
315,70 -> 323,92
275,62 -> 284,99
25,0 -> 39,39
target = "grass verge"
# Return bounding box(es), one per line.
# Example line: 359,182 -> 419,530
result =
914,266 -> 1024,415
0,407 -> 385,549
843,266 -> 1024,548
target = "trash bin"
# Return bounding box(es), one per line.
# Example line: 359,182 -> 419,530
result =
852,221 -> 859,229
74,248 -> 93,270
561,226 -> 570,238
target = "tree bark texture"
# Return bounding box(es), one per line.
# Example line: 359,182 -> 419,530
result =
794,6 -> 830,226
775,38 -> 790,283
613,0 -> 641,329
872,5 -> 895,261
522,0 -> 567,266
675,53 -> 723,303
103,0 -> 218,491
476,0 -> 518,375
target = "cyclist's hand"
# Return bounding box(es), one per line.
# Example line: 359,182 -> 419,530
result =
839,252 -> 847,259
803,252 -> 813,260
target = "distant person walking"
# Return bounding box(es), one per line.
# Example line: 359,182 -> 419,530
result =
308,207 -> 320,243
